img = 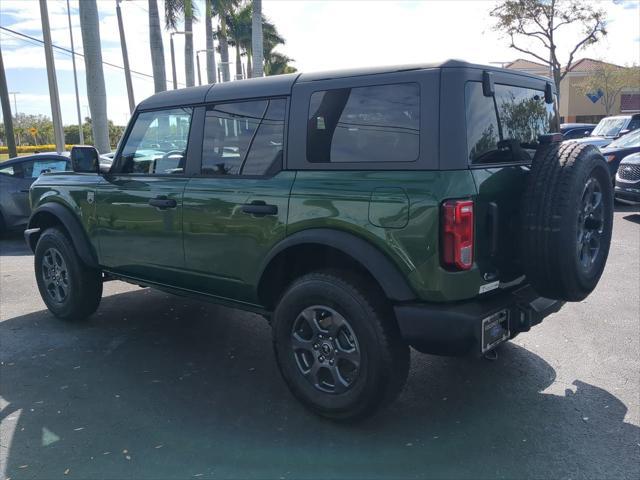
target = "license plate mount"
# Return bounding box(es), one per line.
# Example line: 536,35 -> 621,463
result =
481,309 -> 510,353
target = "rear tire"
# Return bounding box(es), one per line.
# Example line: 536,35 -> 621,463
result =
34,227 -> 102,321
272,270 -> 409,421
521,142 -> 613,301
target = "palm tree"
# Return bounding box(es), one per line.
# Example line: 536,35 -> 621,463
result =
227,4 -> 284,80
265,51 -> 297,76
148,0 -> 167,92
78,0 -> 110,153
211,0 -> 237,82
165,0 -> 197,87
204,0 -> 216,83
226,4 -> 251,80
251,0 -> 263,77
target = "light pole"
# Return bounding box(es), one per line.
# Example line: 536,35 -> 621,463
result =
39,0 -> 65,153
116,0 -> 135,113
196,49 -> 215,86
8,91 -> 19,115
66,0 -> 83,144
170,31 -> 191,89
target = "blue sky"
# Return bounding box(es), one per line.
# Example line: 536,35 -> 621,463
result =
1,0 -> 638,127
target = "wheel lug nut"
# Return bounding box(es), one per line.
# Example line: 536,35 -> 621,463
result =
313,343 -> 319,350
318,355 -> 325,362
329,360 -> 334,365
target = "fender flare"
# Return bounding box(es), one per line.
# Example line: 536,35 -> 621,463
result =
258,228 -> 416,302
27,202 -> 99,268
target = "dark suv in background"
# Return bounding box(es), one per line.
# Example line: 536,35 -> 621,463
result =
25,60 -> 613,420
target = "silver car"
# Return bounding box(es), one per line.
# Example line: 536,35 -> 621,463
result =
0,152 -> 71,232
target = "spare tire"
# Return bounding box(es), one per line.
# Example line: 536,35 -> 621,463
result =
521,142 -> 613,302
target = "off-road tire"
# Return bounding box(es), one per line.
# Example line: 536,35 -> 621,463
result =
521,142 -> 613,301
34,227 -> 103,321
272,270 -> 410,421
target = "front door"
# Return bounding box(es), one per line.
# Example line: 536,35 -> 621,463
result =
182,98 -> 294,304
95,107 -> 193,285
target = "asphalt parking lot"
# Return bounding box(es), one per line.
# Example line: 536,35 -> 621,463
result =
1,206 -> 639,480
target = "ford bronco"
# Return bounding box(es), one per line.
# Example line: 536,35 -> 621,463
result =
25,60 -> 613,420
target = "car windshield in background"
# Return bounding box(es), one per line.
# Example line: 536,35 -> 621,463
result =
466,82 -> 556,164
591,117 -> 627,137
608,128 -> 640,149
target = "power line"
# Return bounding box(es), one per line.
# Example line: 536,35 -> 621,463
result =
0,25 -> 184,88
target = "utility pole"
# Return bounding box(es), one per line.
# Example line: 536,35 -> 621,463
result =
0,47 -> 17,158
39,0 -> 65,153
66,0 -> 84,144
116,0 -> 135,113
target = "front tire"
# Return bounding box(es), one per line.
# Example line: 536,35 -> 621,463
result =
272,270 -> 409,421
34,227 -> 102,321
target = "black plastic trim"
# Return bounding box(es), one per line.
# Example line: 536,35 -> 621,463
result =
27,203 -> 99,268
258,228 -> 416,302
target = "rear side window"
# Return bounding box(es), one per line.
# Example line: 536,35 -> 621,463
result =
466,82 -> 556,164
307,83 -> 420,163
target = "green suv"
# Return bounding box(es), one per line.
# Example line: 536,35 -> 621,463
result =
26,61 -> 613,420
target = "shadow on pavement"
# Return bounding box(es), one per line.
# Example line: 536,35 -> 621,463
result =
1,288 -> 639,479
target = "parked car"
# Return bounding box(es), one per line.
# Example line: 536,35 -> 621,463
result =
600,128 -> 640,179
24,61 -> 613,420
560,123 -> 595,140
0,153 -> 70,232
568,114 -> 640,148
615,152 -> 640,204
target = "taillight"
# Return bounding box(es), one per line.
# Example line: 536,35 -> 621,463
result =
441,199 -> 474,271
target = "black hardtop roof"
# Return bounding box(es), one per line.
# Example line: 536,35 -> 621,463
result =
137,59 -> 552,110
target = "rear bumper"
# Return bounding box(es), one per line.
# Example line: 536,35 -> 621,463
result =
394,285 -> 564,356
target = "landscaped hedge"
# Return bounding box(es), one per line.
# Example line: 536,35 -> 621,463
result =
0,144 -> 75,154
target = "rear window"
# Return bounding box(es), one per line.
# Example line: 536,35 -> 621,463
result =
307,83 -> 420,163
466,82 -> 556,165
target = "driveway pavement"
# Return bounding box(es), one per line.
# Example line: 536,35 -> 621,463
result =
1,207 -> 639,479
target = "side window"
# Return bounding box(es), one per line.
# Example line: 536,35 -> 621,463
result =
31,159 -> 71,177
202,100 -> 267,175
466,82 -> 556,164
627,118 -> 640,131
117,108 -> 192,175
241,99 -> 286,175
307,83 -> 420,163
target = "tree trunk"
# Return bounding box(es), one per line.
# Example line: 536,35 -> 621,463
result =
205,1 -> 216,84
251,0 -> 264,77
79,0 -> 110,153
235,43 -> 242,80
0,47 -> 17,158
148,0 -> 166,93
246,49 -> 252,79
116,0 -> 135,113
184,0 -> 195,87
219,19 -> 230,82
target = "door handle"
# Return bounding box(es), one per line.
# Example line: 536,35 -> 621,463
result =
148,196 -> 177,210
241,200 -> 278,217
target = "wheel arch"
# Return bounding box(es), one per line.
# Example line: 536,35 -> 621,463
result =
27,203 -> 98,268
256,229 -> 416,309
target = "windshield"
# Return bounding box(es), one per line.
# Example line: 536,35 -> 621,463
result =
591,117 -> 627,137
608,128 -> 640,148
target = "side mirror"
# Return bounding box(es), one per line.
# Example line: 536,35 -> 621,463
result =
71,145 -> 100,173
618,129 -> 631,137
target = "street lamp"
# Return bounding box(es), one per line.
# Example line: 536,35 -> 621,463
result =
170,31 -> 192,90
196,49 -> 215,86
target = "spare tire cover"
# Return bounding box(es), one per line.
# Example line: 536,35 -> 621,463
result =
521,142 -> 613,302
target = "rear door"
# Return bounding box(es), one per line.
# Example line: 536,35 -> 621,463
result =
182,98 -> 294,304
95,107 -> 194,284
464,78 -> 557,284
